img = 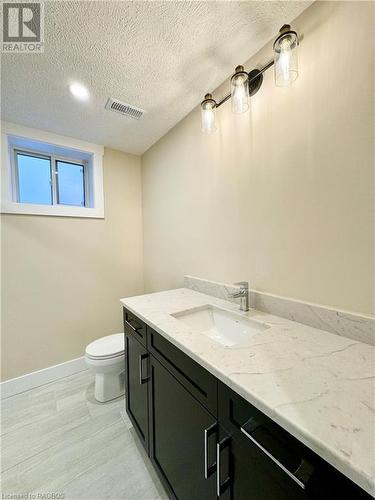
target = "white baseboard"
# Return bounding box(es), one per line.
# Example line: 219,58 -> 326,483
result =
0,356 -> 88,399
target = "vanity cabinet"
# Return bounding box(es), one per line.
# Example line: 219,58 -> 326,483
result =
123,307 -> 371,500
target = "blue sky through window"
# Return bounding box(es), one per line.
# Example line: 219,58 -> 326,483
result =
57,161 -> 85,206
17,153 -> 52,205
16,153 -> 86,207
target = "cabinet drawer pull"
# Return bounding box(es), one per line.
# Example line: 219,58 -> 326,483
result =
216,437 -> 231,498
204,422 -> 217,479
125,315 -> 143,337
139,353 -> 150,384
240,418 -> 314,490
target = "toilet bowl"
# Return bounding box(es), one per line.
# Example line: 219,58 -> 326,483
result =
85,333 -> 125,402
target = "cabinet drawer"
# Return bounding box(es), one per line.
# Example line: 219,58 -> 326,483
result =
218,382 -> 371,499
219,381 -> 308,456
148,327 -> 217,416
217,425 -> 307,500
218,382 -> 313,493
123,307 -> 147,346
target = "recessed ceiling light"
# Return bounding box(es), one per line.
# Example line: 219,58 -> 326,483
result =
69,83 -> 89,101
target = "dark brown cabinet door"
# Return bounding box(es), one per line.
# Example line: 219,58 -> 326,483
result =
125,332 -> 150,451
148,355 -> 217,500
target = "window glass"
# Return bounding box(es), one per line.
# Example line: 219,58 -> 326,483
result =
17,153 -> 52,205
56,160 -> 85,206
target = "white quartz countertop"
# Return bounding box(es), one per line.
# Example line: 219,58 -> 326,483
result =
120,288 -> 375,496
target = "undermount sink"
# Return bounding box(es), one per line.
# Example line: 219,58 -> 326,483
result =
172,305 -> 270,347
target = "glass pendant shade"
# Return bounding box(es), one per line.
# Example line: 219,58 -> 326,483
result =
273,26 -> 298,87
201,94 -> 217,133
231,66 -> 249,114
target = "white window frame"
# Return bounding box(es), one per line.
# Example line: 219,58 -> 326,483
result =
12,147 -> 89,207
1,122 -> 105,218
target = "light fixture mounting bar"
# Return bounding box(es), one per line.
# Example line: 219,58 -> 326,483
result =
216,59 -> 274,108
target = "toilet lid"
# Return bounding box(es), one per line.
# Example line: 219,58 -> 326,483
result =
85,333 -> 124,359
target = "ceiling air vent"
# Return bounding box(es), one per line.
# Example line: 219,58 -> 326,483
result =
105,97 -> 145,120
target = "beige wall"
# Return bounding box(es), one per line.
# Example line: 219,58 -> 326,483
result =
1,148 -> 143,380
142,1 -> 374,315
1,1 -> 374,382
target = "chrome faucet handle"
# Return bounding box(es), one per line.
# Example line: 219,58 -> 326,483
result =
230,281 -> 250,312
234,281 -> 249,289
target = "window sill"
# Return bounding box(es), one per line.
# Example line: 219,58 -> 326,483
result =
1,201 -> 104,218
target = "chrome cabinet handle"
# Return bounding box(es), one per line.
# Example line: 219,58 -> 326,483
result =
216,436 -> 231,498
126,320 -> 138,332
240,418 -> 314,490
204,422 -> 217,479
125,314 -> 142,336
139,353 -> 150,384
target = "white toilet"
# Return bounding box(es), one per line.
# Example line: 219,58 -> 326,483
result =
85,333 -> 125,402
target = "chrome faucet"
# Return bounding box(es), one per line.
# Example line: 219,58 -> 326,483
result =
228,281 -> 249,312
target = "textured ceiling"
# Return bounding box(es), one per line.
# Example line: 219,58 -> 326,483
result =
2,1 -> 312,155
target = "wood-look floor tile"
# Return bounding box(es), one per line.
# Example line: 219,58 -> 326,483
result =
1,370 -> 166,500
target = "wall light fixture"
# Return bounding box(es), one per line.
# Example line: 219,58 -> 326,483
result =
273,24 -> 299,87
231,65 -> 249,114
201,93 -> 217,134
200,24 -> 299,132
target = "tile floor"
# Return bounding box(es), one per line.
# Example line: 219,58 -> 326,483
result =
1,370 -> 168,500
